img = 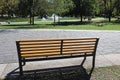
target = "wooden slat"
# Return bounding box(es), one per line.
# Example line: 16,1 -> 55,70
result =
19,41 -> 61,45
20,44 -> 61,49
21,53 -> 60,58
63,41 -> 96,44
21,50 -> 60,54
63,38 -> 97,41
63,48 -> 94,51
63,50 -> 94,54
63,49 -> 94,52
17,38 -> 97,42
21,47 -> 60,52
17,39 -> 60,42
63,43 -> 95,46
63,46 -> 95,49
62,52 -> 92,55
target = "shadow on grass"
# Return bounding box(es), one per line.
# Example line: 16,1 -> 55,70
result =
1,21 -> 93,29
2,24 -> 37,26
53,21 -> 92,26
111,20 -> 120,24
5,65 -> 90,80
94,19 -> 120,24
1,24 -> 42,29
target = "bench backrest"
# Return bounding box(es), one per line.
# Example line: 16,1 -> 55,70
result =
16,38 -> 99,58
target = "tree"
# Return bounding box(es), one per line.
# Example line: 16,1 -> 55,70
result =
114,0 -> 120,16
98,0 -> 115,22
17,0 -> 39,25
71,0 -> 97,22
44,0 -> 74,23
0,0 -> 5,17
0,0 -> 19,18
6,0 -> 19,18
45,0 -> 73,16
35,0 -> 49,18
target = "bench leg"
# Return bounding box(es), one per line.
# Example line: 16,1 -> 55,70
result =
22,58 -> 26,66
18,57 -> 23,76
89,54 -> 96,78
81,53 -> 86,66
17,59 -> 24,80
19,61 -> 23,76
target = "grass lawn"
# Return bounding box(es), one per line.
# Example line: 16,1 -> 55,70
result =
91,65 -> 120,80
0,17 -> 120,30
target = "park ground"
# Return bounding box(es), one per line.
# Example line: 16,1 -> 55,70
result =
0,17 -> 120,30
10,65 -> 120,80
0,17 -> 120,80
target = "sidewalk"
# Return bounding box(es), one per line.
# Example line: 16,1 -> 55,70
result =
1,29 -> 120,64
0,54 -> 120,79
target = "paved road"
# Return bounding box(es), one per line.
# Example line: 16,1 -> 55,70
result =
0,29 -> 120,64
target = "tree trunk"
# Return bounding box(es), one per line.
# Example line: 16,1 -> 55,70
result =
108,16 -> 111,22
29,8 -> 32,25
30,14 -> 32,24
108,11 -> 111,22
32,16 -> 34,25
80,15 -> 83,22
109,0 -> 112,22
1,13 -> 4,18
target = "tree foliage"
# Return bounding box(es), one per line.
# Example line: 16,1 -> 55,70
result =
71,0 -> 97,22
114,0 -> 120,16
0,0 -> 120,23
98,0 -> 116,22
0,0 -> 19,17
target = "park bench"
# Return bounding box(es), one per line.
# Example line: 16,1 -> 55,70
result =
16,38 -> 99,76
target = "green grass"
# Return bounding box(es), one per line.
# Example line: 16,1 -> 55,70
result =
0,17 -> 29,22
0,17 -> 120,30
0,22 -> 120,30
91,65 -> 120,80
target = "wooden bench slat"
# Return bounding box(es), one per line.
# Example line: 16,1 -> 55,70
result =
63,38 -> 97,41
63,49 -> 94,52
63,43 -> 95,46
63,46 -> 95,49
21,53 -> 60,58
63,39 -> 96,42
63,50 -> 94,54
20,44 -> 61,49
63,48 -> 94,51
19,41 -> 61,45
17,38 -> 97,42
63,41 -> 96,44
17,39 -> 60,42
21,50 -> 60,54
21,47 -> 60,52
